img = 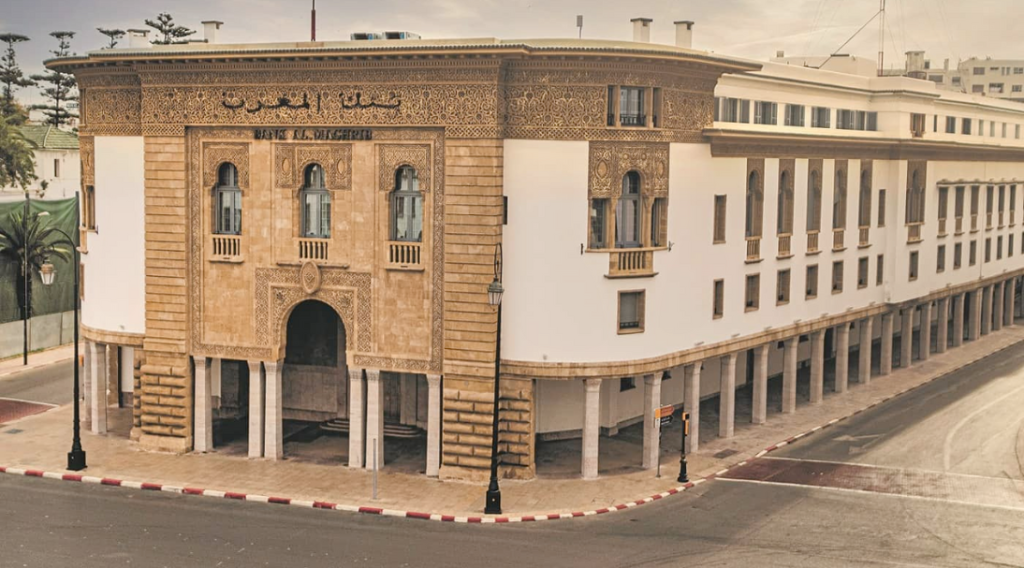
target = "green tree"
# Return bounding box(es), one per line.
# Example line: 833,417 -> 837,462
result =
0,115 -> 36,190
29,32 -> 78,128
145,13 -> 195,45
0,33 -> 34,125
0,209 -> 71,320
97,28 -> 125,49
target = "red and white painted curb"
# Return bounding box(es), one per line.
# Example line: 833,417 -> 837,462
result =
0,338 -> 1014,523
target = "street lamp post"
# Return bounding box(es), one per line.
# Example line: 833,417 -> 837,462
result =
484,243 -> 504,515
38,193 -> 86,471
22,192 -> 30,366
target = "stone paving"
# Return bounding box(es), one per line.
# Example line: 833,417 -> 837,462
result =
1,328 -> 1023,518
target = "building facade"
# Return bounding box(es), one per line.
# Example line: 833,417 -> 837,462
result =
0,125 -> 80,202
51,27 -> 1024,483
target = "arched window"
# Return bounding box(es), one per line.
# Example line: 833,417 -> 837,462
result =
807,169 -> 822,232
745,171 -> 763,238
301,163 -> 331,238
214,162 -> 241,235
391,166 -> 423,242
905,170 -> 925,224
777,169 -> 793,235
833,167 -> 847,230
858,169 -> 872,228
616,171 -> 642,248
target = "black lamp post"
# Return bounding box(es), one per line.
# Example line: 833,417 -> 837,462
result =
38,193 -> 86,471
22,193 -> 30,366
484,243 -> 504,515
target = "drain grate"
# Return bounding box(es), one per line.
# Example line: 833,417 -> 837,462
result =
713,449 -> 739,459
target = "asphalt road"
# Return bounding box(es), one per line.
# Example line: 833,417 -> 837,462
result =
0,359 -> 74,405
1,346 -> 1024,567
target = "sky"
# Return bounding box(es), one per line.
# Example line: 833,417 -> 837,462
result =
1,0 -> 1021,106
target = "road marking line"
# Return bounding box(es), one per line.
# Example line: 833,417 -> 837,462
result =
942,382 -> 1024,471
0,397 -> 58,407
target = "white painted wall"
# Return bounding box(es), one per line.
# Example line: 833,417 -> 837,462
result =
81,136 -> 146,335
0,148 -> 80,202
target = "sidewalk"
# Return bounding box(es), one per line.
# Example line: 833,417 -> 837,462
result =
0,344 -> 76,380
1,328 -> 1023,521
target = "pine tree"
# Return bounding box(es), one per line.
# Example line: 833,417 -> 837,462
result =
29,32 -> 78,128
145,13 -> 195,45
0,33 -> 34,126
97,28 -> 125,49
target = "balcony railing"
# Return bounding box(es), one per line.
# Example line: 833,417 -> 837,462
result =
955,217 -> 964,234
807,231 -> 819,254
907,223 -> 922,243
618,113 -> 647,127
777,234 -> 792,258
859,226 -> 870,247
211,234 -> 241,258
387,241 -> 423,270
746,237 -> 761,262
938,218 -> 947,236
299,238 -> 329,261
832,229 -> 845,251
608,248 -> 655,277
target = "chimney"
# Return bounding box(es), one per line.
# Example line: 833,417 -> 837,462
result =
126,29 -> 150,48
944,58 -> 950,71
776,50 -> 785,58
202,21 -> 224,44
631,18 -> 652,43
674,20 -> 694,49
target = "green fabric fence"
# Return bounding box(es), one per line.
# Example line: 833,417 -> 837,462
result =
0,197 -> 78,324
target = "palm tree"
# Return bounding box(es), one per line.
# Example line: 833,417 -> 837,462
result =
0,209 -> 70,320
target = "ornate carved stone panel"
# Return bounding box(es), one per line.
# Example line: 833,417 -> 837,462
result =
202,143 -> 250,190
79,136 -> 94,187
377,144 -> 431,192
77,71 -> 142,136
273,144 -> 353,190
588,142 -> 670,199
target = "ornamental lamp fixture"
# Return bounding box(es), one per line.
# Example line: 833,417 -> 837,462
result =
39,261 -> 56,287
487,278 -> 504,307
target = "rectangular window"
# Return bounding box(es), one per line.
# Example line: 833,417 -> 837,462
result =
1004,123 -> 1010,137
1011,186 -> 1017,225
785,104 -> 805,126
877,189 -> 886,227
608,86 -> 618,126
990,83 -> 1005,94
987,185 -> 995,228
971,186 -> 980,230
84,185 -> 96,231
53,159 -> 60,178
911,113 -> 926,137
837,109 -> 856,130
979,120 -> 985,136
999,186 -> 1006,226
754,101 -> 778,125
651,197 -> 667,247
866,112 -> 878,131
811,107 -> 831,128
1011,234 -> 1015,257
970,240 -> 977,266
832,261 -> 844,293
652,88 -> 663,127
998,236 -> 1004,260
962,118 -> 972,135
876,254 -> 884,285
745,274 -> 760,311
954,186 -> 965,232
619,87 -> 646,127
589,199 -> 608,248
857,257 -> 868,288
946,116 -> 957,134
776,269 -> 791,305
719,97 -> 750,123
954,242 -> 963,269
973,67 -> 985,75
985,238 -> 992,263
713,195 -> 727,244
618,290 -> 645,333
938,186 -> 949,234
619,377 -> 636,391
972,85 -> 984,93
937,245 -> 946,273
713,279 -> 724,319
990,121 -> 996,137
909,251 -> 919,281
806,265 -> 818,299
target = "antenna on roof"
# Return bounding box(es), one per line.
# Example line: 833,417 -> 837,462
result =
311,0 -> 317,41
576,15 -> 583,39
877,0 -> 886,76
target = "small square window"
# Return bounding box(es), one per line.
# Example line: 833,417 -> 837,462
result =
618,290 -> 645,334
857,257 -> 868,288
806,265 -> 818,299
909,251 -> 919,281
745,274 -> 760,311
619,377 -> 636,391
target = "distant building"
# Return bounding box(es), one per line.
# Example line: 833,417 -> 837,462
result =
0,124 -> 80,202
959,58 -> 1024,103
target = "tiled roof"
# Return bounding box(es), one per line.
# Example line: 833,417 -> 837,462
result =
16,125 -> 79,150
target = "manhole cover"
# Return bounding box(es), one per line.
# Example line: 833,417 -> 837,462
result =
713,449 -> 739,459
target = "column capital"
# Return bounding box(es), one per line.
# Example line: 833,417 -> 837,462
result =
365,368 -> 381,382
263,360 -> 283,374
246,360 -> 262,373
584,377 -> 602,392
193,355 -> 208,366
426,373 -> 441,388
643,373 -> 659,386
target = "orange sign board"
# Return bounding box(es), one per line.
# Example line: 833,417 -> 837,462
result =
656,405 -> 675,419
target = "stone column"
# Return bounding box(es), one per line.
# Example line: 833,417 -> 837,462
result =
900,308 -> 914,368
836,324 -> 850,392
782,338 -> 798,413
642,373 -> 661,470
89,341 -> 108,435
809,330 -> 825,402
953,293 -> 965,347
264,360 -> 283,461
935,298 -> 949,354
582,378 -> 602,480
82,341 -> 93,431
719,354 -> 737,439
1006,278 -> 1016,327
970,289 -> 982,341
880,312 -> 894,375
247,361 -> 264,459
981,285 -> 993,335
683,364 -> 701,454
348,368 -> 365,468
858,316 -> 874,383
919,301 -> 932,362
993,282 -> 1004,332
425,374 -> 442,477
751,346 -> 769,425
365,369 -> 384,471
193,356 -> 212,453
